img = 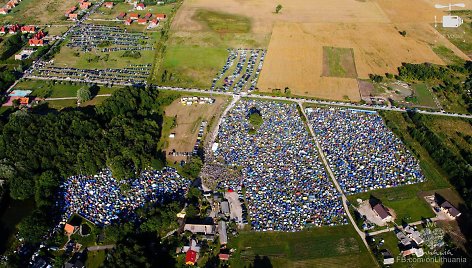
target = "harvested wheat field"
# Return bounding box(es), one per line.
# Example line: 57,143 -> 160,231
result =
164,96 -> 228,162
257,22 -> 453,100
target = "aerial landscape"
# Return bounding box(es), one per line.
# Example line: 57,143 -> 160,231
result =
0,0 -> 471,267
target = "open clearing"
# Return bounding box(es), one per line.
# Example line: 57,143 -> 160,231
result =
0,0 -> 77,24
229,225 -> 375,268
163,95 -> 228,162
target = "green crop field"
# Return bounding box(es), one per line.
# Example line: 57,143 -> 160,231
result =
322,47 -> 357,78
431,45 -> 466,66
194,10 -> 251,34
229,225 -> 376,268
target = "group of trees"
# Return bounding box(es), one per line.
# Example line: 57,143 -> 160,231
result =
0,86 -> 171,206
405,112 -> 472,209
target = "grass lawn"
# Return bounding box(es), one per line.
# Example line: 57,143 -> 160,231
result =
194,10 -> 251,34
0,0 -> 75,24
159,45 -> 228,88
431,45 -> 465,66
228,225 -> 376,268
14,80 -> 118,98
53,46 -> 155,69
90,2 -> 176,20
322,47 -> 357,78
85,250 -> 106,268
412,83 -> 437,108
435,10 -> 472,57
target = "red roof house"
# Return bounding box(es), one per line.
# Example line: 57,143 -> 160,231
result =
116,12 -> 126,20
0,26 -> 6,34
185,250 -> 197,265
136,3 -> 145,10
124,18 -> 132,25
144,12 -> 152,19
219,253 -> 230,261
104,2 -> 113,8
9,24 -> 19,33
19,97 -> 29,105
29,38 -> 44,46
129,13 -> 138,20
0,8 -> 8,15
21,25 -> 35,33
79,1 -> 91,9
69,13 -> 78,20
155,13 -> 166,20
137,18 -> 147,24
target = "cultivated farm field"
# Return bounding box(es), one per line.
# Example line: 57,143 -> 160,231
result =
161,0 -> 471,100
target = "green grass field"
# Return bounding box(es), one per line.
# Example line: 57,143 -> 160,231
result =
431,45 -> 465,66
323,47 -> 357,78
436,10 -> 472,58
14,80 -> 118,98
159,45 -> 228,88
411,83 -> 437,108
154,8 -> 266,87
194,10 -> 251,34
85,250 -> 106,268
53,46 -> 155,69
228,225 -> 376,268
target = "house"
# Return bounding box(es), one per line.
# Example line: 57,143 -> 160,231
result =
19,97 -> 29,105
116,12 -> 126,20
370,198 -> 392,222
185,250 -> 197,265
20,25 -> 35,33
144,12 -> 152,19
169,133 -> 175,138
137,18 -> 147,24
219,253 -> 230,261
103,2 -> 113,8
124,18 -> 132,25
69,13 -> 78,20
6,1 -> 15,9
129,13 -> 138,20
29,38 -> 44,46
404,225 -> 424,245
184,223 -> 216,235
148,19 -> 159,28
136,3 -> 145,10
155,13 -> 166,20
65,6 -> 77,16
0,8 -> 8,15
0,26 -> 6,34
381,249 -> 394,265
9,24 -> 19,34
64,223 -> 76,235
14,49 -> 34,60
438,199 -> 461,219
218,221 -> 227,245
79,2 -> 91,9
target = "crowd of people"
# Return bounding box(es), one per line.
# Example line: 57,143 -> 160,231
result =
59,168 -> 190,226
212,100 -> 347,231
210,49 -> 266,93
305,107 -> 425,195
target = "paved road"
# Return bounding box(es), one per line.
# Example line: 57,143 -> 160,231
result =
297,101 -> 379,267
87,244 -> 115,251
